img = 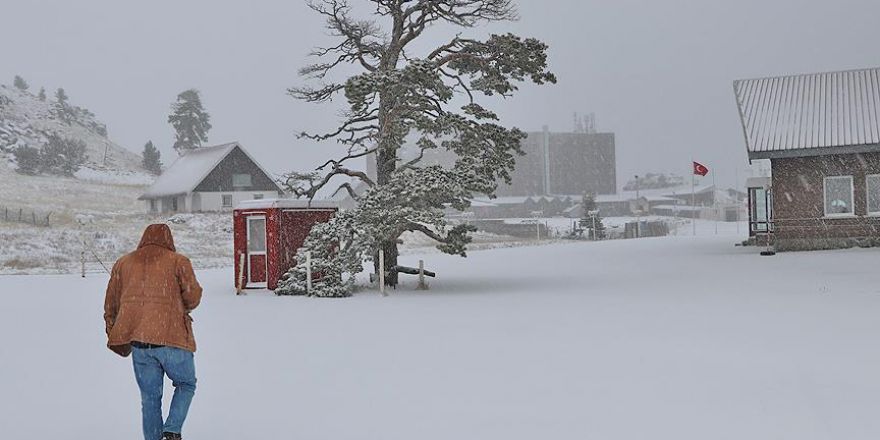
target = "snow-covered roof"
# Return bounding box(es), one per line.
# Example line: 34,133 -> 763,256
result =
236,198 -> 338,210
734,67 -> 880,159
139,142 -> 281,199
652,205 -> 701,211
470,195 -> 576,206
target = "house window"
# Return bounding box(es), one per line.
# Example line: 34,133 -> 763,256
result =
824,176 -> 854,216
149,200 -> 157,212
171,197 -> 178,212
232,173 -> 252,188
222,194 -> 233,208
253,194 -> 264,200
868,174 -> 880,215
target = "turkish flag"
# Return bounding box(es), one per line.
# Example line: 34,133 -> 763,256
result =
693,161 -> 709,177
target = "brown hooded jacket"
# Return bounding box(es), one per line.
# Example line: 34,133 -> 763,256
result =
103,224 -> 202,357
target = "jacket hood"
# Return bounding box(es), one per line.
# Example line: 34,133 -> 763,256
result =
138,224 -> 176,252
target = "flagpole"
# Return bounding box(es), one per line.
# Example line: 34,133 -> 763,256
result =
692,159 -> 696,236
713,168 -> 717,235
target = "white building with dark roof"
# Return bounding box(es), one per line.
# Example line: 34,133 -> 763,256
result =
139,142 -> 284,213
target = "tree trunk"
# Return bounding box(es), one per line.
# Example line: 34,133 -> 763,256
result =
372,38 -> 404,287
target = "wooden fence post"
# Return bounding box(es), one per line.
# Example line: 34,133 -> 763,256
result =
306,251 -> 313,295
236,253 -> 246,295
417,259 -> 428,290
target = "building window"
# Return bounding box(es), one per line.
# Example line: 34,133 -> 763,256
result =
232,173 -> 252,188
868,174 -> 880,215
149,200 -> 157,212
824,176 -> 854,216
171,197 -> 178,212
222,194 -> 233,208
253,194 -> 264,200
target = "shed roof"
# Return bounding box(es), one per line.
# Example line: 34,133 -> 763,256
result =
140,142 -> 282,199
235,199 -> 338,210
734,67 -> 880,159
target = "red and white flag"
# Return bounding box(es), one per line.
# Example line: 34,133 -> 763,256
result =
693,161 -> 709,177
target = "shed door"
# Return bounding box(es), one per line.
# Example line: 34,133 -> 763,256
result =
247,216 -> 268,286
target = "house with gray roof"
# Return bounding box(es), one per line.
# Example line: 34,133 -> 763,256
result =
139,142 -> 284,213
733,67 -> 880,250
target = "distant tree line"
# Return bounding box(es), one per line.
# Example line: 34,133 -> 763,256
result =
9,76 -> 213,175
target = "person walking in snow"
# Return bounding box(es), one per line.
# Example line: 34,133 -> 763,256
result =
103,224 -> 203,440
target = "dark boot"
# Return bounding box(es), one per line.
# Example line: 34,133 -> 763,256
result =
162,433 -> 182,440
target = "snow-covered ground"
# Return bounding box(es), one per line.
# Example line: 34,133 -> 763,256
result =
2,234 -> 879,439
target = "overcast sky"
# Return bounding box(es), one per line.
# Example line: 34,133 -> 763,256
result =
3,0 -> 879,188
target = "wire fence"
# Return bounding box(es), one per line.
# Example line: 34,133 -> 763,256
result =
1,205 -> 54,227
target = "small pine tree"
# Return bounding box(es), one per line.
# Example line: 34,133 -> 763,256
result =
53,88 -> 72,123
55,88 -> 68,104
579,193 -> 606,240
37,87 -> 46,101
41,134 -> 87,176
168,89 -> 211,155
13,145 -> 41,175
13,75 -> 29,91
142,141 -> 163,175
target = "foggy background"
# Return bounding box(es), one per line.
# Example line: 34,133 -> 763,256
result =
2,0 -> 878,189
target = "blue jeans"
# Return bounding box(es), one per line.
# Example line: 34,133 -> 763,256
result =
132,345 -> 197,440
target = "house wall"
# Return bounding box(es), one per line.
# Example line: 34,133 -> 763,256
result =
145,192 -> 277,213
771,152 -> 880,251
194,191 -> 280,212
148,195 -> 186,213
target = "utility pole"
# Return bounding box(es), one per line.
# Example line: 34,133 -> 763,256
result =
635,174 -> 641,238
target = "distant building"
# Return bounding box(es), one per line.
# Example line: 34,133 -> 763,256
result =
496,127 -> 617,197
733,67 -> 880,251
464,183 -> 735,220
380,126 -> 618,199
139,142 -> 284,213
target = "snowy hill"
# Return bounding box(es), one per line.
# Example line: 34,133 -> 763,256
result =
0,84 -> 152,184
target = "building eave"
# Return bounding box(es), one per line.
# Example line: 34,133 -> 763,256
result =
748,143 -> 880,160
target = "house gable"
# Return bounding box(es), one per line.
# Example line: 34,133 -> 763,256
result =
193,146 -> 281,193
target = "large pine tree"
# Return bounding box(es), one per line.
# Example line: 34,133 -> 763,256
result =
168,89 -> 211,155
277,0 -> 555,296
142,141 -> 163,175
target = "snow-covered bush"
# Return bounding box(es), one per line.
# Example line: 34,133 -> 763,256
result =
40,134 -> 87,176
13,145 -> 41,175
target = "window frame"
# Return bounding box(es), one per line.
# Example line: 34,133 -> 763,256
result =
823,175 -> 855,217
221,194 -> 233,208
866,174 -> 880,216
232,173 -> 252,188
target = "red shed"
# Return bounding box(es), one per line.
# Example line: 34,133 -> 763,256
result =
233,199 -> 337,291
